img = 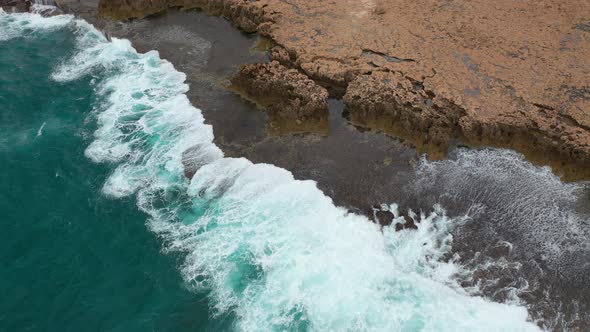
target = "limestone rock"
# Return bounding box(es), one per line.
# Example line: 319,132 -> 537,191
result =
231,60 -> 328,120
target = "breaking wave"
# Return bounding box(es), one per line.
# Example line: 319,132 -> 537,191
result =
1,11 -> 540,331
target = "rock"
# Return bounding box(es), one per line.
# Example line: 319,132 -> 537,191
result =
395,215 -> 418,232
343,71 -> 465,158
231,60 -> 328,120
1,0 -> 31,12
269,45 -> 292,65
34,2 -> 63,17
374,209 -> 394,227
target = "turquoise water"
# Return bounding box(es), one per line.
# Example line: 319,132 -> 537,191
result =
0,12 -> 539,331
0,14 -> 218,331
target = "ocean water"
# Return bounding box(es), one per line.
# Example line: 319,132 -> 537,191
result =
0,11 -> 542,331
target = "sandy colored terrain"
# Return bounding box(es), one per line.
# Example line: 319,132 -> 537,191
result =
97,0 -> 590,180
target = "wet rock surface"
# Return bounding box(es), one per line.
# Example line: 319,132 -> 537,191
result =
1,0 -> 31,12
97,0 -> 590,180
372,205 -> 418,231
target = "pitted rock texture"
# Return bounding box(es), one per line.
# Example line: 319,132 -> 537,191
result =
231,60 -> 328,120
98,0 -> 590,179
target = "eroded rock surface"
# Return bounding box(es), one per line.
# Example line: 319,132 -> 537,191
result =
98,0 -> 590,179
343,71 -> 466,158
231,60 -> 328,120
230,60 -> 330,135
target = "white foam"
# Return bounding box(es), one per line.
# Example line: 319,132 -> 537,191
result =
413,149 -> 589,273
0,11 -> 72,41
36,122 -> 46,137
2,12 -> 542,331
30,4 -> 59,16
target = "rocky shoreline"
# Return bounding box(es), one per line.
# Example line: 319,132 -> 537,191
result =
5,3 -> 589,328
93,0 -> 590,181
7,0 -> 589,179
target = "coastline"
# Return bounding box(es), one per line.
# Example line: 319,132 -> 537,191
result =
9,2 -> 590,328
52,0 -> 423,215
0,11 -> 544,330
93,0 -> 590,182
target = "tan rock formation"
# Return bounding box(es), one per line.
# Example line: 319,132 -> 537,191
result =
231,60 -> 329,134
98,0 -> 590,180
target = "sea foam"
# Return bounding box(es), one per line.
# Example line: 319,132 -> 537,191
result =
2,11 -> 540,331
0,10 -> 72,41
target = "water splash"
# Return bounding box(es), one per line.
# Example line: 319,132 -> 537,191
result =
411,148 -> 590,329
2,11 -> 540,331
36,122 -> 46,137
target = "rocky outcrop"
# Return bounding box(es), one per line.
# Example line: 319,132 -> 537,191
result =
372,205 -> 418,231
97,0 -> 590,180
231,61 -> 328,120
1,0 -> 31,12
344,71 -> 590,179
343,71 -> 466,158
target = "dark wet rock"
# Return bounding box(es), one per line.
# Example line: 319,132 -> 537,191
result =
372,204 -> 418,231
35,2 -> 63,16
374,209 -> 394,226
1,0 -> 31,12
98,0 -> 273,34
395,215 -> 417,231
